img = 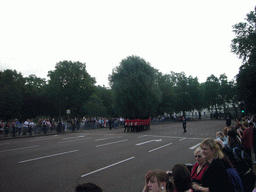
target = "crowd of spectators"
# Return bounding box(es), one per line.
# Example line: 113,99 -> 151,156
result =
142,115 -> 256,192
0,117 -> 125,137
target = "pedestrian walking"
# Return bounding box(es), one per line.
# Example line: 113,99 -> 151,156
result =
226,115 -> 231,127
182,116 -> 187,133
109,118 -> 112,130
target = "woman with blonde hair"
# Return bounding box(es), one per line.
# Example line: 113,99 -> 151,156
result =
192,138 -> 234,192
190,147 -> 208,185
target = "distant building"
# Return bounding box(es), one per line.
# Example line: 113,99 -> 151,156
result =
171,103 -> 241,119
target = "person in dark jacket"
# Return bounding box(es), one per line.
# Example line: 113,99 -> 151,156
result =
193,138 -> 235,192
182,116 -> 186,133
226,130 -> 255,192
108,118 -> 113,130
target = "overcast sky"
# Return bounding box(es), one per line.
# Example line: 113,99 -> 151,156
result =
1,0 -> 255,87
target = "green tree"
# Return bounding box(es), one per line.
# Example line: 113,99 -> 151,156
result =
155,72 -> 175,116
187,76 -> 205,119
94,85 -> 114,117
109,55 -> 160,118
23,75 -> 52,118
231,7 -> 256,113
0,69 -> 25,120
202,74 -> 221,118
83,93 -> 107,117
47,61 -> 96,117
169,72 -> 194,116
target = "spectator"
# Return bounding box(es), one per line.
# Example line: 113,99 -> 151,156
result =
190,147 -> 208,185
253,122 -> 256,164
0,120 -> 4,135
235,123 -> 244,139
11,119 -> 16,137
171,164 -> 193,192
75,182 -> 102,192
15,119 -> 21,135
142,169 -> 173,192
28,119 -> 34,136
241,122 -> 253,160
4,121 -> 10,136
42,119 -> 47,134
193,138 -> 233,192
23,119 -> 29,135
216,127 -> 231,148
226,130 -> 255,192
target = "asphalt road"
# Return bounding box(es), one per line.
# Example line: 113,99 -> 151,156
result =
0,119 -> 232,192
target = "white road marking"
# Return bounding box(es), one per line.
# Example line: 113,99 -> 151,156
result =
179,138 -> 186,141
81,157 -> 135,177
30,136 -> 60,142
143,135 -> 203,140
190,143 -> 201,149
0,145 -> 39,153
0,143 -> 10,146
148,143 -> 172,153
95,136 -> 123,141
96,139 -> 128,147
136,139 -> 162,146
62,136 -> 84,140
58,138 -> 92,144
18,150 -> 79,163
137,135 -> 148,138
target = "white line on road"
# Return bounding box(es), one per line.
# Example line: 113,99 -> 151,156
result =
30,136 -> 60,142
179,138 -> 186,141
137,135 -> 148,138
62,136 -> 85,140
148,143 -> 172,153
81,157 -> 135,177
0,143 -> 10,146
95,136 -> 123,141
136,139 -> 162,146
0,145 -> 39,153
144,135 -> 203,140
58,138 -> 93,144
189,143 -> 201,150
95,139 -> 128,147
18,150 -> 79,164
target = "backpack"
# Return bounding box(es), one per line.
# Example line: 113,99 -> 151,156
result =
226,167 -> 244,192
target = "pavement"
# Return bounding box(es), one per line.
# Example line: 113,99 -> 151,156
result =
1,122 -> 256,189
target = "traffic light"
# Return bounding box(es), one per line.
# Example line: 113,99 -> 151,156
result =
239,101 -> 245,116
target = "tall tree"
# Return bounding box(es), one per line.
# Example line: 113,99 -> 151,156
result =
23,75 -> 52,118
202,74 -> 220,118
155,72 -> 175,116
109,55 -> 160,118
94,85 -> 114,117
0,69 -> 25,120
231,7 -> 256,113
169,71 -> 193,116
187,76 -> 205,119
47,61 -> 96,117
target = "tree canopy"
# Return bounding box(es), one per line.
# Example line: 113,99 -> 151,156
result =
231,6 -> 256,113
47,60 -> 96,117
109,55 -> 160,118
